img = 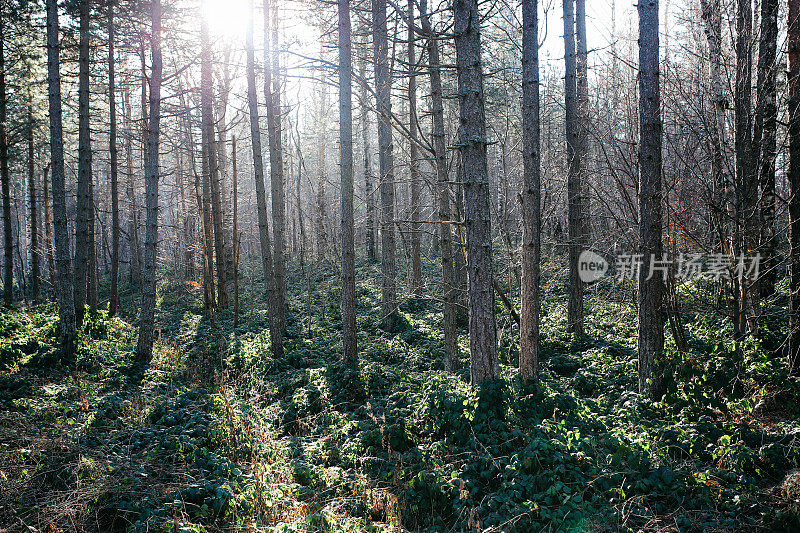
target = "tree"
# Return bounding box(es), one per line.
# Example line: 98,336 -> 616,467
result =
789,0 -> 800,376
339,0 -> 357,366
200,0 -> 228,308
453,0 -> 498,385
108,1 -> 120,317
373,0 -> 398,331
27,99 -> 39,303
563,0 -> 586,336
755,0 -> 779,299
264,0 -> 287,324
0,8 -> 12,305
637,0 -> 665,399
420,0 -> 457,370
45,0 -> 76,355
74,0 -> 92,326
734,0 -> 756,338
407,0 -> 421,296
519,0 -> 540,382
134,0 -> 163,362
360,54 -> 376,263
245,0 -> 283,358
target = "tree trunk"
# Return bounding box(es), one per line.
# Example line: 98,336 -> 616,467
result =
43,164 -> 55,292
45,0 -> 76,356
0,12 -> 12,306
201,3 -> 228,308
700,0 -> 729,255
637,0 -> 665,399
453,0 -> 498,385
420,0 -> 457,370
339,0 -> 357,366
734,0 -> 756,339
788,0 -> 800,375
755,0 -> 778,299
563,0 -> 584,336
74,0 -> 92,325
360,55 -> 376,263
28,102 -> 40,303
373,0 -> 398,330
408,0 -> 422,296
245,0 -> 284,358
109,3 -> 120,316
264,0 -> 287,322
520,0 -> 540,382
124,90 -> 142,287
134,0 -> 162,362
233,136 -> 239,328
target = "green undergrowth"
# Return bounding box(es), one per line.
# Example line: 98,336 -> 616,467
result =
1,258 -> 799,532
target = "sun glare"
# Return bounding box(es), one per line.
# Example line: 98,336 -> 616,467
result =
202,0 -> 249,38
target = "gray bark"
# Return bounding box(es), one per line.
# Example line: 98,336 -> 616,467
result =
637,0 -> 666,399
245,0 -> 284,358
74,0 -> 91,325
453,0 -> 498,385
520,0 -> 540,382
109,3 -> 119,316
373,0 -> 398,330
134,0 -> 163,362
339,0 -> 357,366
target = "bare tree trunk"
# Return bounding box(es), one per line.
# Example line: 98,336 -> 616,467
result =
420,0 -> 457,370
124,91 -> 142,287
0,12 -> 12,306
408,0 -> 422,295
201,4 -> 228,308
755,0 -> 778,299
788,0 -> 800,376
74,0 -> 92,325
245,0 -> 284,358
735,0 -> 756,339
43,164 -> 55,293
109,2 -> 120,316
373,0 -> 398,330
27,102 -> 40,303
700,0 -> 728,256
563,0 -> 584,336
637,0 -> 665,399
134,0 -> 162,362
264,0 -> 287,321
339,0 -> 357,366
520,0 -> 540,382
233,136 -> 239,328
453,0 -> 498,385
45,0 -> 76,355
88,161 -> 98,312
360,55 -> 376,263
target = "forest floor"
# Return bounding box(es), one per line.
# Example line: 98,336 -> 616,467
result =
1,259 -> 800,532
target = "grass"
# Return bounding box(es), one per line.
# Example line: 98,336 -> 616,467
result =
1,256 -> 799,532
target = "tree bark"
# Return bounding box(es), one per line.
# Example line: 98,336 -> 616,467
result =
563,0 -> 584,336
755,0 -> 778,299
134,0 -> 162,362
28,103 -> 40,303
637,0 -> 665,399
520,0 -> 540,382
0,11 -> 12,306
788,0 -> 800,375
264,0 -> 287,322
420,0 -> 457,370
201,3 -> 228,308
45,0 -> 76,355
373,0 -> 398,331
408,0 -> 422,296
734,0 -> 756,338
360,55 -> 376,263
339,0 -> 357,366
245,0 -> 284,358
453,0 -> 498,386
109,2 -> 120,316
74,0 -> 92,325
